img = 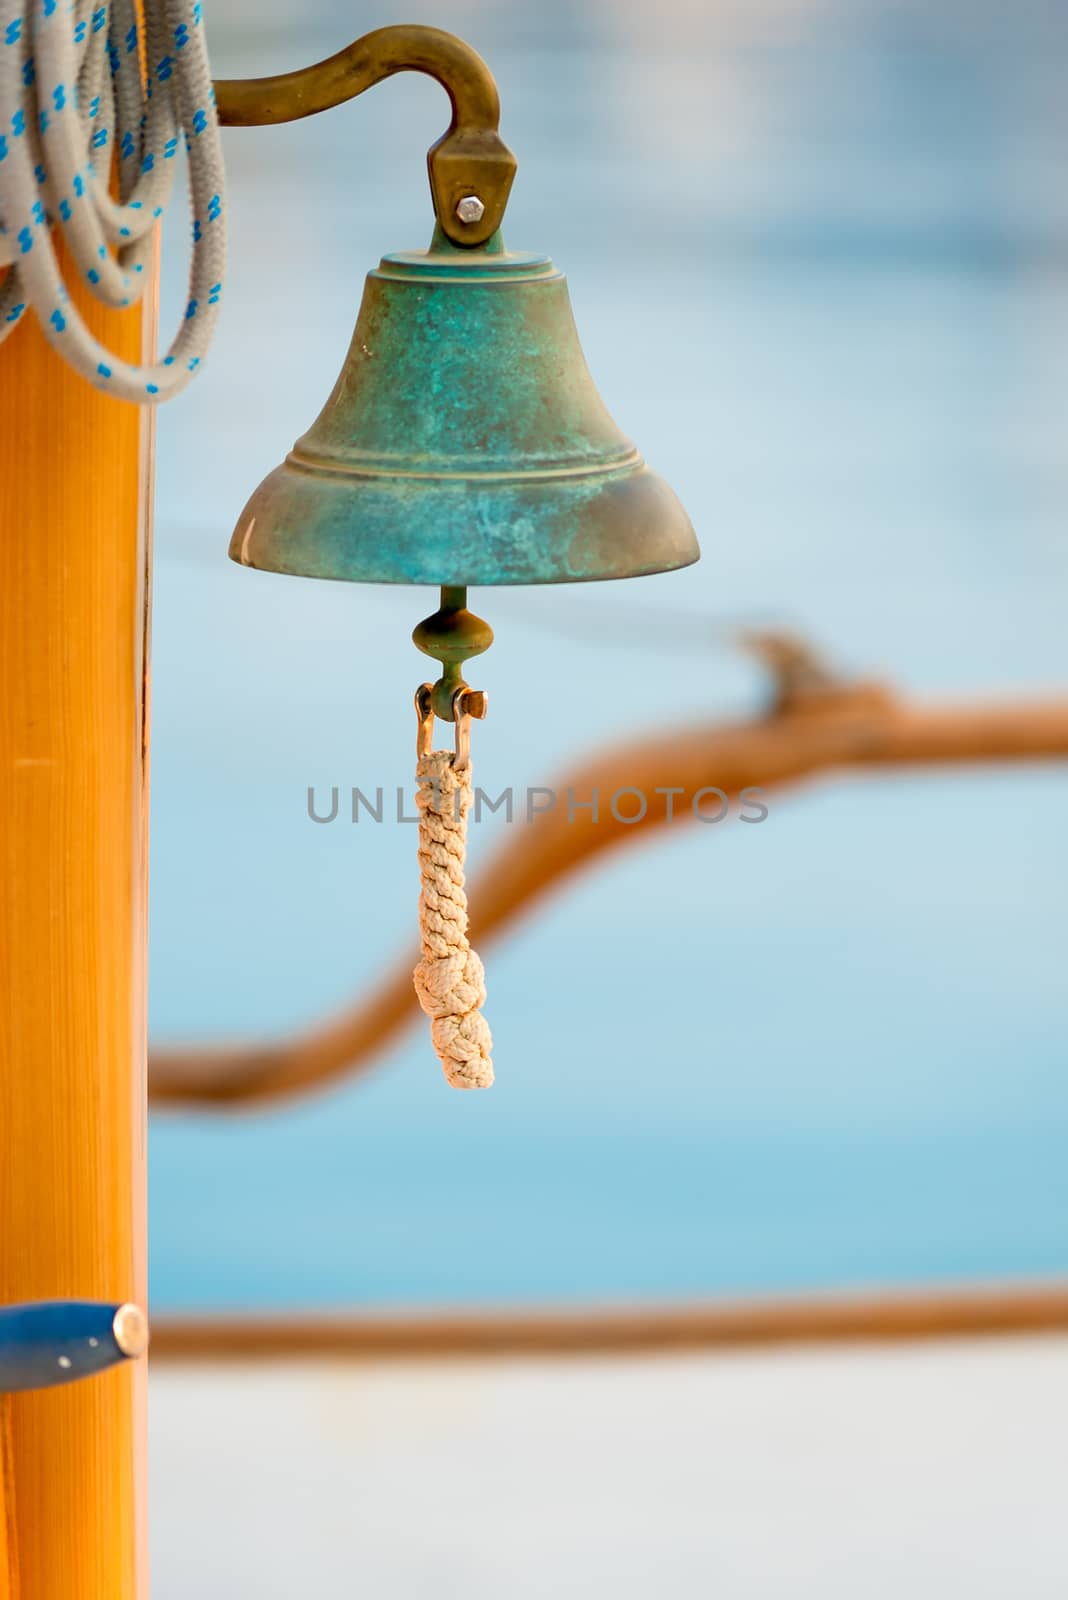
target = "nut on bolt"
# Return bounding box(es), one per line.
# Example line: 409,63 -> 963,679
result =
455,195 -> 485,225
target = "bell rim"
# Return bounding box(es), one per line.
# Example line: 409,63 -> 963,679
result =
229,456 -> 700,587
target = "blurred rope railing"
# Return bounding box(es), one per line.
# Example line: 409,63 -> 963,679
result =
149,1281 -> 1068,1361
149,637 -> 1068,1108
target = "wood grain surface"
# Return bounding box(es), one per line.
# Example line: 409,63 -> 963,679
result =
0,249 -> 154,1599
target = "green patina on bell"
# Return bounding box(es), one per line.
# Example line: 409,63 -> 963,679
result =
230,229 -> 698,586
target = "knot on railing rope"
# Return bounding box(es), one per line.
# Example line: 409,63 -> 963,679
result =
413,748 -> 493,1090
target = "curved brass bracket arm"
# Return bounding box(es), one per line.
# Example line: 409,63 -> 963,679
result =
213,24 -> 517,247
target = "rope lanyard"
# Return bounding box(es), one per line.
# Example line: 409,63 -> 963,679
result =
0,0 -> 224,402
414,691 -> 494,1090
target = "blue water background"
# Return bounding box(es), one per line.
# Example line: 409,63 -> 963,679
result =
149,0 -> 1068,1309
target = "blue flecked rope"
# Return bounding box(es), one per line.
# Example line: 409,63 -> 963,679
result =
0,0 -> 224,402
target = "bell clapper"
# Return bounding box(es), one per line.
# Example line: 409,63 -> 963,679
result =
412,587 -> 495,1089
412,586 -> 493,729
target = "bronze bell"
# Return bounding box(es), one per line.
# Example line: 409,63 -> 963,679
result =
231,230 -> 698,587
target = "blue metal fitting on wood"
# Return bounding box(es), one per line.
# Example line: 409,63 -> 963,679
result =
0,1301 -> 149,1392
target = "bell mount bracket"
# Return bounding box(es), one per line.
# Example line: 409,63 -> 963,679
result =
213,24 -> 518,249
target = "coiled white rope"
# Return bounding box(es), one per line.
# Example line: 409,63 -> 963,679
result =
0,0 -> 224,402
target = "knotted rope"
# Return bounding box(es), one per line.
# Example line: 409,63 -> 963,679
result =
0,0 -> 225,402
413,748 -> 493,1090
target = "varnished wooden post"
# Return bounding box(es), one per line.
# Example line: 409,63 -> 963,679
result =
0,258 -> 155,1596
